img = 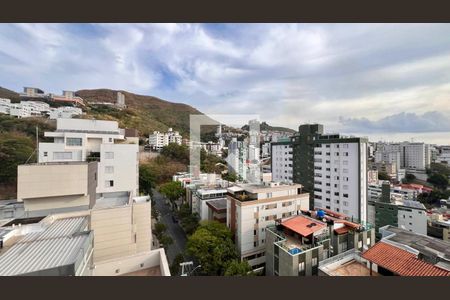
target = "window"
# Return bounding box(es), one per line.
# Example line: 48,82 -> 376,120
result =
105,180 -> 114,187
53,152 -> 72,160
109,138 -> 113,142
312,257 -> 318,267
358,241 -> 363,248
254,241 -> 258,247
298,262 -> 305,274
43,152 -> 48,157
66,138 -> 82,146
105,152 -> 114,159
254,230 -> 257,235
105,166 -> 114,174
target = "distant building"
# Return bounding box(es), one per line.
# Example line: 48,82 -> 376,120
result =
367,170 -> 378,185
368,182 -> 427,239
375,142 -> 431,171
149,128 -> 182,151
271,141 -> 293,183
427,213 -> 450,242
116,92 -> 126,109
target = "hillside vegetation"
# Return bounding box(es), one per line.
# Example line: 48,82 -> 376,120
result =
77,89 -> 208,137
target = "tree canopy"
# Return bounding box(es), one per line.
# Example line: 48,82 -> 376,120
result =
378,171 -> 390,181
186,221 -> 239,275
427,173 -> 449,190
224,260 -> 253,276
139,164 -> 156,196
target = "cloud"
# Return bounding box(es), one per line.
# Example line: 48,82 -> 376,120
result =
339,111 -> 450,133
1,23 -> 450,143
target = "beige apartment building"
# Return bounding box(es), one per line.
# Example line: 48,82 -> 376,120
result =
15,162 -> 153,265
226,182 -> 310,270
17,162 -> 98,217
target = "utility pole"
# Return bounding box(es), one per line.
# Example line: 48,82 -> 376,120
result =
36,125 -> 39,162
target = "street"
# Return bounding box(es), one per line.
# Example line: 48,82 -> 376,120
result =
152,188 -> 187,264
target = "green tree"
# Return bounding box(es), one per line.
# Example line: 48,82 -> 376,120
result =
222,172 -> 238,182
186,221 -> 238,275
403,173 -> 416,183
160,143 -> 189,165
159,181 -> 185,209
427,174 -> 449,190
0,133 -> 35,185
170,253 -> 185,276
378,171 -> 390,181
153,222 -> 167,237
176,204 -> 200,235
139,164 -> 156,196
224,260 -> 254,276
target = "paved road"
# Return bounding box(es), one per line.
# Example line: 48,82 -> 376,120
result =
152,189 -> 187,264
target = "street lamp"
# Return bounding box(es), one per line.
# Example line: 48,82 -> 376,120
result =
180,261 -> 201,276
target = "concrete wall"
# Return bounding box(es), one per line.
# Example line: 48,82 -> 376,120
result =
17,163 -> 91,201
97,143 -> 139,196
92,249 -> 170,276
91,201 -> 151,263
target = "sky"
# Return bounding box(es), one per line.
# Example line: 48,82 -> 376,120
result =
0,23 -> 449,145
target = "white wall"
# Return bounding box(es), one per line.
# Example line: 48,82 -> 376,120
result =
313,141 -> 366,222
271,144 -> 293,183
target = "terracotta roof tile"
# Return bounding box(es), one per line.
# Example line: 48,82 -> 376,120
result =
362,242 -> 450,276
281,215 -> 327,237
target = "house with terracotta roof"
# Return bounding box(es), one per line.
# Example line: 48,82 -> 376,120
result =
265,208 -> 375,276
319,225 -> 450,276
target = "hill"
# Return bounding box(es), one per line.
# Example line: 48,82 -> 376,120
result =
0,87 -> 20,102
241,121 -> 296,133
76,89 -> 214,137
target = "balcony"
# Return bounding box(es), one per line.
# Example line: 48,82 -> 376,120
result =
86,152 -> 101,162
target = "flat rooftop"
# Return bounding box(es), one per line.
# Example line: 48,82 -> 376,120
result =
325,259 -> 378,276
94,192 -> 130,209
206,198 -> 227,212
382,226 -> 450,261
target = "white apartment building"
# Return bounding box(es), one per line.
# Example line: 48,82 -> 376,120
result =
148,128 -> 182,150
9,103 -> 32,118
376,142 -> 431,171
313,138 -> 368,223
271,142 -> 293,183
0,98 -> 11,114
0,98 -> 81,119
226,137 -> 248,181
38,118 -> 139,196
226,182 -> 310,270
48,106 -> 83,119
436,146 -> 450,164
368,199 -> 427,235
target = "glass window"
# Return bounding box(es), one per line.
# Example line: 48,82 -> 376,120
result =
105,166 -> 114,174
66,138 -> 82,146
53,152 -> 72,160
